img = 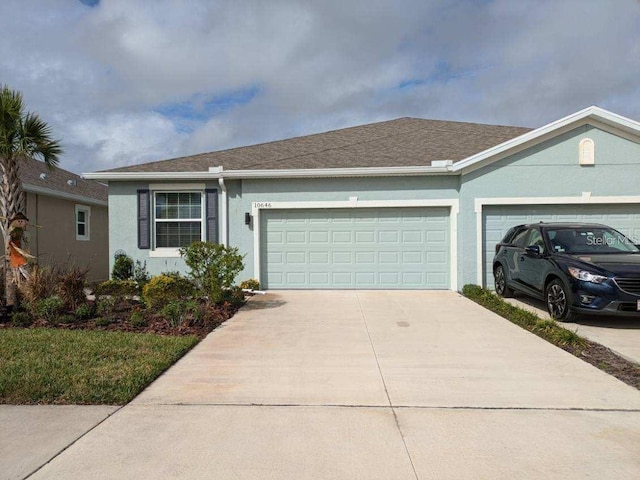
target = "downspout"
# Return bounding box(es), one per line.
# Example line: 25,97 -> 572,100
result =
218,168 -> 228,246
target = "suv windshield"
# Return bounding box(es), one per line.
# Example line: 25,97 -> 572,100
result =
546,227 -> 640,254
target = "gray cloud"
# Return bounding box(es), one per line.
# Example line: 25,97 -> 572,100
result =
1,0 -> 639,173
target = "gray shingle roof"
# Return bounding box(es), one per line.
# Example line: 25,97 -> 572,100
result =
104,117 -> 532,173
21,157 -> 108,203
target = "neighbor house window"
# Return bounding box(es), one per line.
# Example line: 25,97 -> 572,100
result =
75,205 -> 91,241
153,192 -> 203,248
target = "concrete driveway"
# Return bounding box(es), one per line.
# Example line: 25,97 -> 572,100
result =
23,291 -> 640,479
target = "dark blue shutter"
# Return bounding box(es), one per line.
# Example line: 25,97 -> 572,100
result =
137,189 -> 151,249
205,189 -> 218,243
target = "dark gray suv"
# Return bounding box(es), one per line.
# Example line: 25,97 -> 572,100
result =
492,222 -> 640,322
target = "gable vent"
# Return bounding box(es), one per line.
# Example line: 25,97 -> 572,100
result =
579,138 -> 595,165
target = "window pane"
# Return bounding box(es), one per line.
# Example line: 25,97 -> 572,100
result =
155,192 -> 201,220
77,211 -> 85,223
156,222 -> 201,248
77,224 -> 85,236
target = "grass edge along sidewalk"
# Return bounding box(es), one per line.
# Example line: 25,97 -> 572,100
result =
0,328 -> 198,405
462,285 -> 640,390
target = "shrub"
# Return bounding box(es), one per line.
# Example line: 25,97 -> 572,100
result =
161,299 -> 201,328
130,311 -> 148,328
239,278 -> 260,291
95,317 -> 112,327
95,279 -> 140,298
112,253 -> 134,280
32,296 -> 64,322
96,296 -> 117,318
133,260 -> 150,286
179,241 -> 245,303
57,265 -> 89,310
11,311 -> 33,327
221,286 -> 245,308
18,265 -> 57,308
142,274 -> 195,310
75,302 -> 96,321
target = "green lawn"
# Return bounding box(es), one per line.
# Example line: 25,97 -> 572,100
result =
0,328 -> 198,405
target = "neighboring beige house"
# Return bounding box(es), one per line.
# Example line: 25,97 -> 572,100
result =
7,158 -> 109,283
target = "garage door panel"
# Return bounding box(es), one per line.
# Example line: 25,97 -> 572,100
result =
483,204 -> 640,287
261,207 -> 449,289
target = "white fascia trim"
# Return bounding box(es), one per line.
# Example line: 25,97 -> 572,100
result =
453,106 -> 640,175
24,183 -> 108,207
251,198 -> 460,291
474,194 -> 640,286
149,183 -> 206,190
82,165 -> 453,182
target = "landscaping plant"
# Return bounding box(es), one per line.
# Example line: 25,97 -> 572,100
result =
112,252 -> 134,280
142,274 -> 195,309
179,241 -> 244,303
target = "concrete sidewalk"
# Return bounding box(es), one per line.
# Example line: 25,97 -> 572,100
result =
17,291 -> 640,479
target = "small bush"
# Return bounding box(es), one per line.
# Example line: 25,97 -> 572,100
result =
75,302 -> 96,321
95,317 -> 112,327
97,296 -> 117,318
95,279 -> 140,298
221,286 -> 245,307
32,296 -> 64,322
143,274 -> 195,310
11,311 -> 33,327
239,278 -> 260,291
161,299 -> 201,328
130,311 -> 148,328
112,253 -> 134,280
133,260 -> 150,286
18,265 -> 57,308
57,265 -> 89,310
179,241 -> 245,303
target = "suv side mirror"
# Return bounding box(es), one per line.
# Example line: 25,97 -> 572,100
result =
525,245 -> 541,256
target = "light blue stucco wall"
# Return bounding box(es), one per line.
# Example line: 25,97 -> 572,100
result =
108,123 -> 640,289
109,176 -> 459,280
458,125 -> 640,288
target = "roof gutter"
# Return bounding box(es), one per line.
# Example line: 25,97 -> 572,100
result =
217,168 -> 228,246
82,164 -> 455,182
24,183 -> 108,207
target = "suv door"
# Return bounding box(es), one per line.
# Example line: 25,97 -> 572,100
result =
518,228 -> 547,294
504,227 -> 530,284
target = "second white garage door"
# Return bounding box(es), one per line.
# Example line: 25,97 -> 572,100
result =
261,207 -> 450,289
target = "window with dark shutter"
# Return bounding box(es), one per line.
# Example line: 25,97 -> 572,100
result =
137,189 -> 151,249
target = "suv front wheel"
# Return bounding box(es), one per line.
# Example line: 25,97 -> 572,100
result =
545,279 -> 576,322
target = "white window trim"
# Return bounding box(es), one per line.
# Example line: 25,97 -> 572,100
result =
150,190 -> 205,257
251,198 -> 460,291
474,194 -> 640,286
75,204 -> 91,241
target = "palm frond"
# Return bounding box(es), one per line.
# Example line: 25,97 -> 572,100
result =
22,112 -> 62,168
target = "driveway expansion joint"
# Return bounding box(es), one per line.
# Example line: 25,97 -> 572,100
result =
132,403 -> 640,413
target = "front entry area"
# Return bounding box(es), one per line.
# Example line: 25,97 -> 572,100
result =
260,207 -> 450,289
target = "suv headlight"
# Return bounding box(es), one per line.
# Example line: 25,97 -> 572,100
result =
568,267 -> 608,284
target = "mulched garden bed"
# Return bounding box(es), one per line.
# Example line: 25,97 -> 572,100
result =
0,300 -> 244,339
566,340 -> 640,390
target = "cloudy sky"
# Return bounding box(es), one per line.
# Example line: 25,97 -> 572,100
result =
2,0 -> 639,174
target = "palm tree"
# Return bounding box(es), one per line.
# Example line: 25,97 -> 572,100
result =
0,85 -> 62,308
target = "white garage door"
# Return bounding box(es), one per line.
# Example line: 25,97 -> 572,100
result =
483,204 -> 640,287
261,207 -> 450,289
